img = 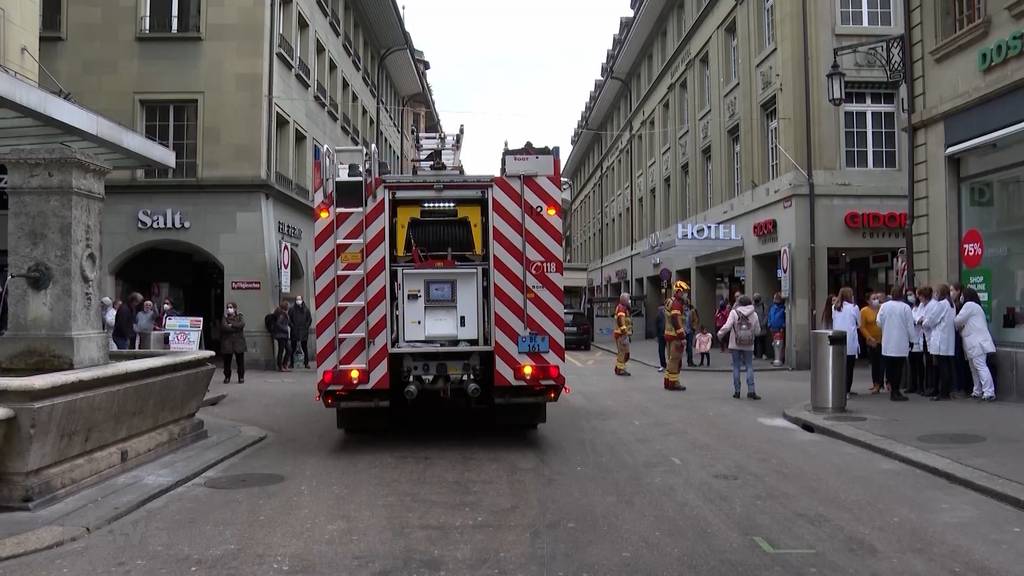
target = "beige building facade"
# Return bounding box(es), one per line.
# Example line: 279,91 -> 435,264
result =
910,0 -> 1024,399
565,0 -> 911,367
0,0 -> 438,366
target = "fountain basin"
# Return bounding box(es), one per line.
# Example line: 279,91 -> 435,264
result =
0,351 -> 215,509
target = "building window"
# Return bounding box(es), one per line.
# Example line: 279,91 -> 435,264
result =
328,58 -> 339,114
274,112 -> 291,187
730,130 -> 741,198
763,0 -> 776,49
662,176 -> 671,227
661,101 -> 671,148
296,11 -> 311,82
839,0 -> 893,27
141,101 -> 198,179
314,38 -> 328,102
725,21 -> 738,84
40,0 -> 64,37
941,0 -> 984,38
703,148 -> 713,210
660,27 -> 669,68
700,54 -> 711,110
681,164 -> 690,219
843,90 -> 897,169
676,4 -> 687,39
765,105 -> 779,180
140,0 -> 201,34
678,82 -> 689,131
293,128 -> 308,194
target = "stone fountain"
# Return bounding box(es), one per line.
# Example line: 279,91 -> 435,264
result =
0,147 -> 214,509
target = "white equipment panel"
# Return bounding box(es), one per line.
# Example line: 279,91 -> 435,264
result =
401,268 -> 481,342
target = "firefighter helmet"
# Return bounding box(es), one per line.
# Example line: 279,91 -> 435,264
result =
674,280 -> 690,293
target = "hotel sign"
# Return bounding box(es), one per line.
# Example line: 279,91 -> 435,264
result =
677,223 -> 742,241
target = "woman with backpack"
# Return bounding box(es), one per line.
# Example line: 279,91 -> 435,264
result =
717,294 -> 762,400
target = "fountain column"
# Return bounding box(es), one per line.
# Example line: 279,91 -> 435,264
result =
0,147 -> 110,371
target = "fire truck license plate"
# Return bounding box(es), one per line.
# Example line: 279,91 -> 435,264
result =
518,334 -> 549,354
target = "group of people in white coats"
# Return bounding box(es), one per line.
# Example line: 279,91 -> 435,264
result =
830,283 -> 997,402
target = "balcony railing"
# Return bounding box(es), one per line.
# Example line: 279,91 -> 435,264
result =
330,9 -> 342,35
295,57 -> 311,85
328,96 -> 340,119
294,182 -> 310,200
316,0 -> 330,17
342,32 -> 354,55
342,112 -> 352,131
274,171 -> 293,190
314,82 -> 328,105
352,50 -> 363,71
139,15 -> 201,35
276,34 -> 294,64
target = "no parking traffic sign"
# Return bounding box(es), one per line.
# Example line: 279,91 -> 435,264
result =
780,245 -> 791,298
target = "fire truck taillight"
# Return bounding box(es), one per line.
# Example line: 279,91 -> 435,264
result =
322,370 -> 335,385
515,364 -> 560,382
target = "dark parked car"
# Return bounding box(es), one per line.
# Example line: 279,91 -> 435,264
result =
564,309 -> 591,350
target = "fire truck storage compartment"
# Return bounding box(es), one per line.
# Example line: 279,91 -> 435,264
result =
400,268 -> 482,343
393,199 -> 485,262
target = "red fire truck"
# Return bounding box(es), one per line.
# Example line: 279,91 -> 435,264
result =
312,130 -> 566,431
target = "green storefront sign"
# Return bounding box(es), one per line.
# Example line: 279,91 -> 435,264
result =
961,268 -> 992,322
978,30 -> 1024,72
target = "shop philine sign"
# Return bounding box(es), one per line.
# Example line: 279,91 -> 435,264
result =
677,223 -> 742,241
138,209 -> 190,230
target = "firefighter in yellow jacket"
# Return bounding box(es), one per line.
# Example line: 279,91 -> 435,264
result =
663,281 -> 689,390
613,292 -> 633,376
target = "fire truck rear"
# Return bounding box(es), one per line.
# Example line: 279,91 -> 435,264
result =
313,130 -> 566,431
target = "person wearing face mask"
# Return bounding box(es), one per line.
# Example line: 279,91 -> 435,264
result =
159,298 -> 180,329
859,292 -> 885,394
906,290 -> 926,394
220,302 -> 247,383
288,295 -> 313,369
955,287 -> 997,401
949,282 -> 972,398
876,287 -> 914,402
921,284 -> 956,400
832,288 -> 861,399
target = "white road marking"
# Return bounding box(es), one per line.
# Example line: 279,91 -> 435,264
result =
566,355 -> 584,367
670,457 -> 682,465
757,417 -> 800,429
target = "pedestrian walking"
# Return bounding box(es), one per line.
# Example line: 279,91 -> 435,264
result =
718,294 -> 761,400
113,292 -> 142,350
714,299 -> 731,352
907,290 -> 926,394
832,287 -> 861,398
859,293 -> 885,394
876,287 -> 914,402
612,293 -> 632,376
753,293 -> 769,360
921,284 -> 956,401
767,293 -> 786,362
683,296 -> 700,367
272,301 -> 292,372
221,302 -> 247,383
662,281 -> 688,391
955,287 -> 997,401
655,299 -> 668,373
288,295 -> 313,369
101,297 -> 117,351
949,282 -> 973,398
135,300 -> 157,349
695,325 -> 712,367
915,286 -> 936,395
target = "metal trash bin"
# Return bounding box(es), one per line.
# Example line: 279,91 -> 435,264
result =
810,329 -> 847,412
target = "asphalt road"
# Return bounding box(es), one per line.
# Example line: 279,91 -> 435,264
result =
4,351 -> 1022,575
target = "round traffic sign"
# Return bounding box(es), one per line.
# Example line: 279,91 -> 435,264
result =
281,243 -> 291,270
960,229 -> 984,269
659,268 -> 671,282
780,246 -> 790,274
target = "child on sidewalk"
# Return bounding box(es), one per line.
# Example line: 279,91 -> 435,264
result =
695,325 -> 712,367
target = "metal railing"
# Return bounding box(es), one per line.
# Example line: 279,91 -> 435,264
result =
294,182 -> 310,200
328,96 -> 339,117
330,9 -> 342,33
315,82 -> 328,104
277,34 -> 294,61
316,0 -> 330,17
274,171 -> 293,190
342,112 -> 352,130
139,15 -> 200,34
295,57 -> 311,82
343,31 -> 354,55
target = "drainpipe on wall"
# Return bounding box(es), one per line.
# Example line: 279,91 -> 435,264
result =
267,0 -> 277,183
802,0 -> 818,331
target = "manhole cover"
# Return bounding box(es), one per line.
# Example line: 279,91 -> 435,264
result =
916,433 -> 987,445
203,473 -> 285,490
712,474 -> 739,481
825,415 -> 868,422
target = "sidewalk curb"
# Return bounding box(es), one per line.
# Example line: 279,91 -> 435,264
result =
0,419 -> 267,562
592,342 -> 789,373
783,404 -> 1024,511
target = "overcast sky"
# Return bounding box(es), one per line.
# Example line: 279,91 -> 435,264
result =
401,0 -> 630,174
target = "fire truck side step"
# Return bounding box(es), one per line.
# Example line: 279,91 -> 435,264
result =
337,301 -> 365,307
336,207 -> 364,214
338,333 -> 366,339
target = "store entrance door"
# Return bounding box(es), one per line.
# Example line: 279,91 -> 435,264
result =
113,242 -> 225,351
828,248 -> 897,306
